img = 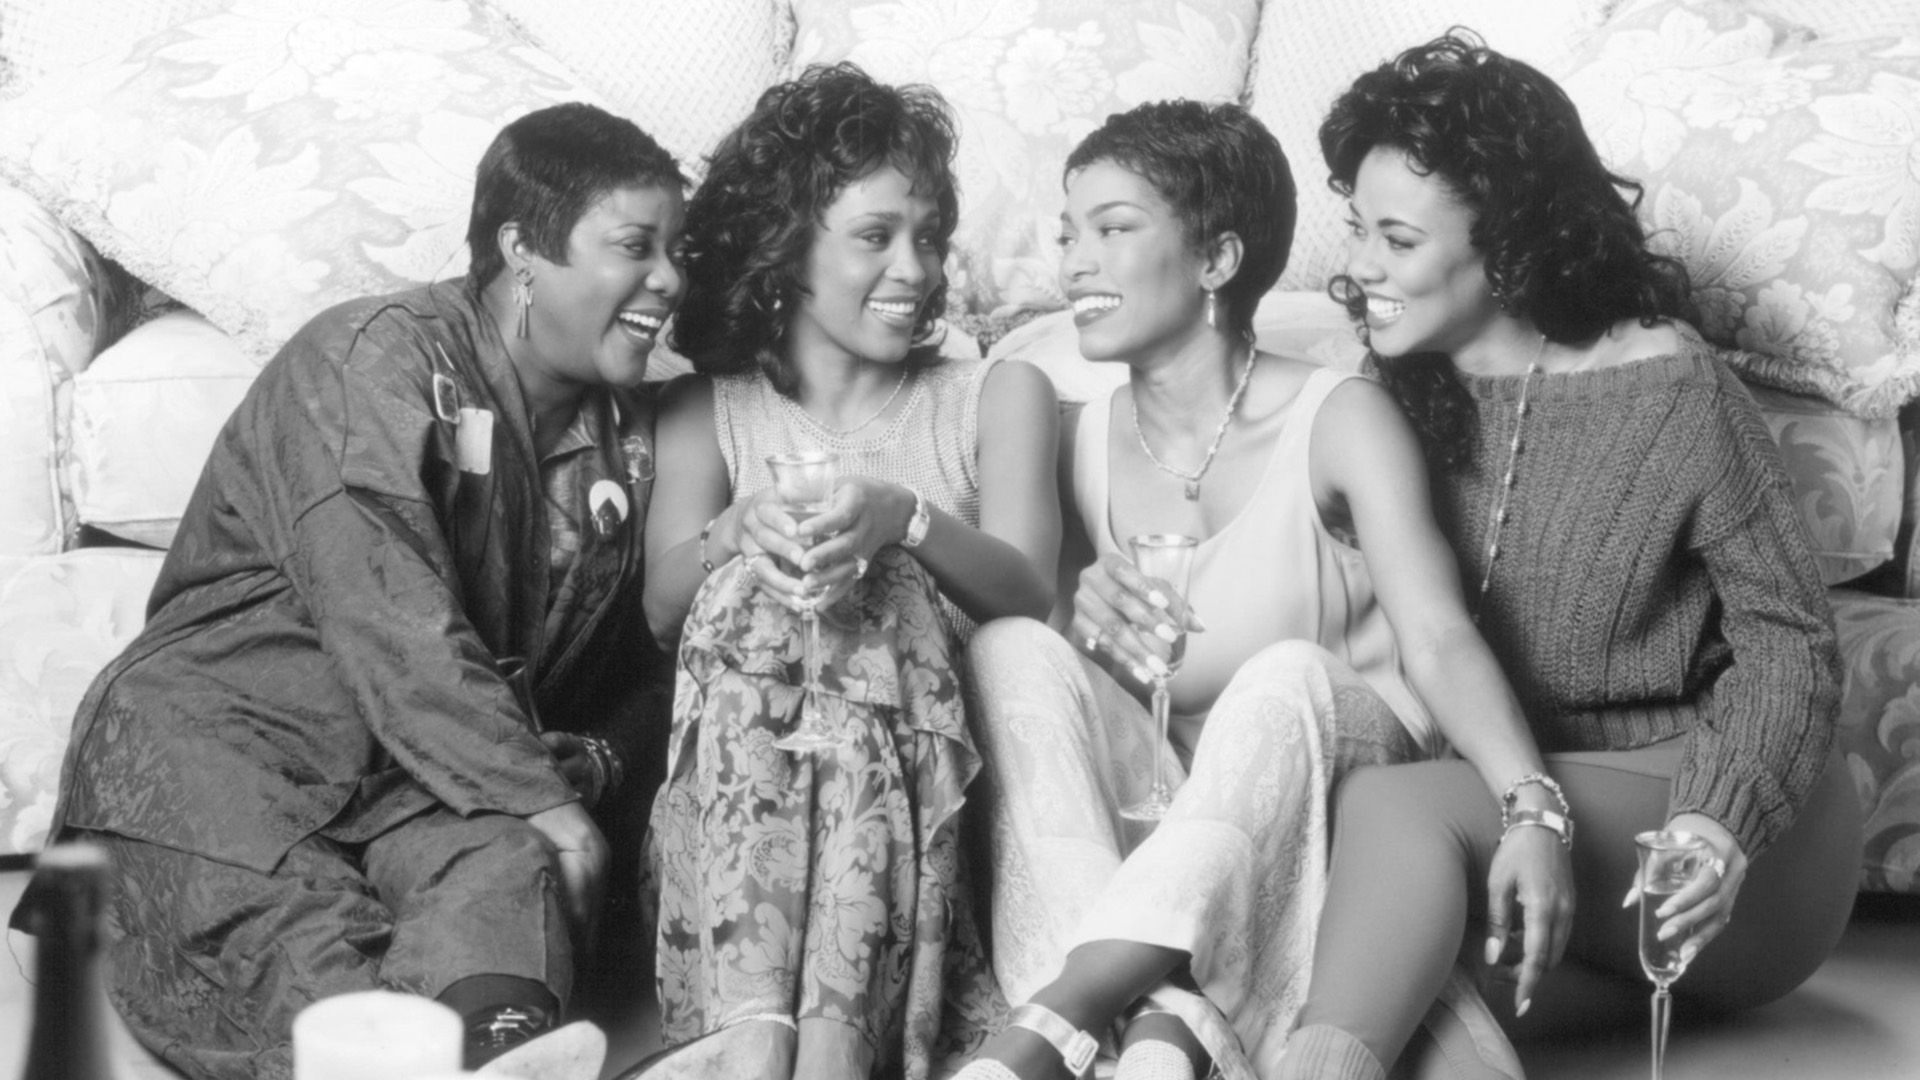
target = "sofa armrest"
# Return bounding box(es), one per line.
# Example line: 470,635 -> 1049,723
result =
0,183 -> 121,556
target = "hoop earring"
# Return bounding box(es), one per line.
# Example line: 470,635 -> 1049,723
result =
1206,288 -> 1217,330
512,266 -> 533,339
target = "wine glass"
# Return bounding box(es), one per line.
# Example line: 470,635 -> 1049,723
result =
766,451 -> 839,753
1636,829 -> 1711,1080
1120,533 -> 1199,822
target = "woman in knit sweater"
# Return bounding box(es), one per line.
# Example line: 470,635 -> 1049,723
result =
1276,34 -> 1863,1080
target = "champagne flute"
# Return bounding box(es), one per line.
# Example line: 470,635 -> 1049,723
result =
766,451 -> 838,753
1120,533 -> 1199,822
1636,829 -> 1711,1080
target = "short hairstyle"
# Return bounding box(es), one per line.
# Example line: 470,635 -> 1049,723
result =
1319,31 -> 1693,468
670,63 -> 960,393
1064,100 -> 1296,340
466,102 -> 686,289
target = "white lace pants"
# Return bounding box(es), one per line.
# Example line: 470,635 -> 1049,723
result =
967,618 -> 1418,1080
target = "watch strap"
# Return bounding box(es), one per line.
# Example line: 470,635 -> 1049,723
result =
901,486 -> 931,548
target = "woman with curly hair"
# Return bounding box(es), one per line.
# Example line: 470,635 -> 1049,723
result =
1275,33 -> 1861,1080
634,63 -> 1059,1080
957,99 -> 1560,1080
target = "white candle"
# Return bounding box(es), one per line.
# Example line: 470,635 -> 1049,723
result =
292,990 -> 463,1080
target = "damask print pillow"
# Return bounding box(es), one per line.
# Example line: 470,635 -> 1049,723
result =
783,0 -> 1260,337
1557,0 -> 1920,417
482,0 -> 790,184
0,0 -> 606,364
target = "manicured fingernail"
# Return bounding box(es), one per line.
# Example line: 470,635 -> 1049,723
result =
1656,901 -> 1676,920
1147,590 -> 1170,609
1154,623 -> 1178,643
1131,664 -> 1152,684
1146,656 -> 1170,678
1680,942 -> 1700,967
1484,937 -> 1503,967
1516,998 -> 1531,1018
1622,887 -> 1638,909
1187,608 -> 1208,632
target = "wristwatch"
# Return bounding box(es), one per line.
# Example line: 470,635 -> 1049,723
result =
901,486 -> 930,548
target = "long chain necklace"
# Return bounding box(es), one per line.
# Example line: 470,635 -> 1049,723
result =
784,366 -> 912,439
1132,343 -> 1258,500
1474,335 -> 1549,616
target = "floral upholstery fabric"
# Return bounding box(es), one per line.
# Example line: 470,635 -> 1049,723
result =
1830,589 -> 1920,893
0,0 -> 604,365
1555,0 -> 1920,418
0,550 -> 165,856
783,0 -> 1259,333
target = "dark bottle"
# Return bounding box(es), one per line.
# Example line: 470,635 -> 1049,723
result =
18,842 -> 118,1080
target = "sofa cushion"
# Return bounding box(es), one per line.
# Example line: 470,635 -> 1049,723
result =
783,0 -> 1260,336
0,0 -> 607,366
0,185 -> 120,558
1829,589 -> 1920,893
68,312 -> 260,550
1245,0 -> 1608,293
1556,0 -> 1920,418
482,0 -> 790,184
0,550 -> 167,855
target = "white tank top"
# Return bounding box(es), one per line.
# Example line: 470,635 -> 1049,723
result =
1075,366 -> 1437,752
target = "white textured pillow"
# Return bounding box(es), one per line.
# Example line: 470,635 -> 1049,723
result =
0,0 -> 605,365
1247,0 -> 1608,292
69,312 -> 259,549
784,0 -> 1260,334
483,0 -> 790,183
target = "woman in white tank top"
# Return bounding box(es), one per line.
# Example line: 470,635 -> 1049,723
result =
957,103 -> 1562,1080
636,67 -> 1058,1080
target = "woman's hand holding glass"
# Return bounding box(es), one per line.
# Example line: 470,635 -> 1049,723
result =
731,476 -> 907,611
1624,812 -> 1745,966
1069,553 -> 1204,687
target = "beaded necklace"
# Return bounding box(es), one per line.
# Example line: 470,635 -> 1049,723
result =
1474,335 -> 1549,615
1131,343 -> 1257,500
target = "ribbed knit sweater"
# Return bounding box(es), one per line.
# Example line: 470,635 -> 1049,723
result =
1430,333 -> 1839,859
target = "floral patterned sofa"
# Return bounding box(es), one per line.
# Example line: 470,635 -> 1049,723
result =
1,0 -> 1917,897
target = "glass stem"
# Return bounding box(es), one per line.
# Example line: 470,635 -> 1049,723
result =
1151,678 -> 1171,801
1650,985 -> 1671,1080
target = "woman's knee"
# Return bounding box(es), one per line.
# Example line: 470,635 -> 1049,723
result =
968,615 -> 1069,675
1333,762 -> 1482,852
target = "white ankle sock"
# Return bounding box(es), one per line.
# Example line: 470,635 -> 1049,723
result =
1117,1039 -> 1195,1080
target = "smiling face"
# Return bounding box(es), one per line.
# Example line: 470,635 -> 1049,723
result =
1343,145 -> 1501,360
1058,159 -> 1209,364
519,182 -> 685,400
787,165 -> 943,368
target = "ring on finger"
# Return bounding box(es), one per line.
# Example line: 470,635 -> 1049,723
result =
854,555 -> 871,579
1704,856 -> 1728,881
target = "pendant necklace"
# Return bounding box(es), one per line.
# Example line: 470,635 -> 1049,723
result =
1132,343 -> 1257,500
785,366 -> 913,440
1474,334 -> 1549,617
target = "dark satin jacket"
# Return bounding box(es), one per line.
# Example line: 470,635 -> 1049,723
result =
48,280 -> 665,874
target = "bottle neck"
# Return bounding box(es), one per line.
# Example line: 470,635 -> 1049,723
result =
22,846 -> 116,1080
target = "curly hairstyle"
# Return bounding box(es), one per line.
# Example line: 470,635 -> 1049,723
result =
1318,31 -> 1694,470
1064,100 -> 1296,340
466,102 -> 685,290
669,63 -> 960,393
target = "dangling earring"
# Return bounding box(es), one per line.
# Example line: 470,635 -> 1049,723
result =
1205,288 -> 1217,330
512,266 -> 533,339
